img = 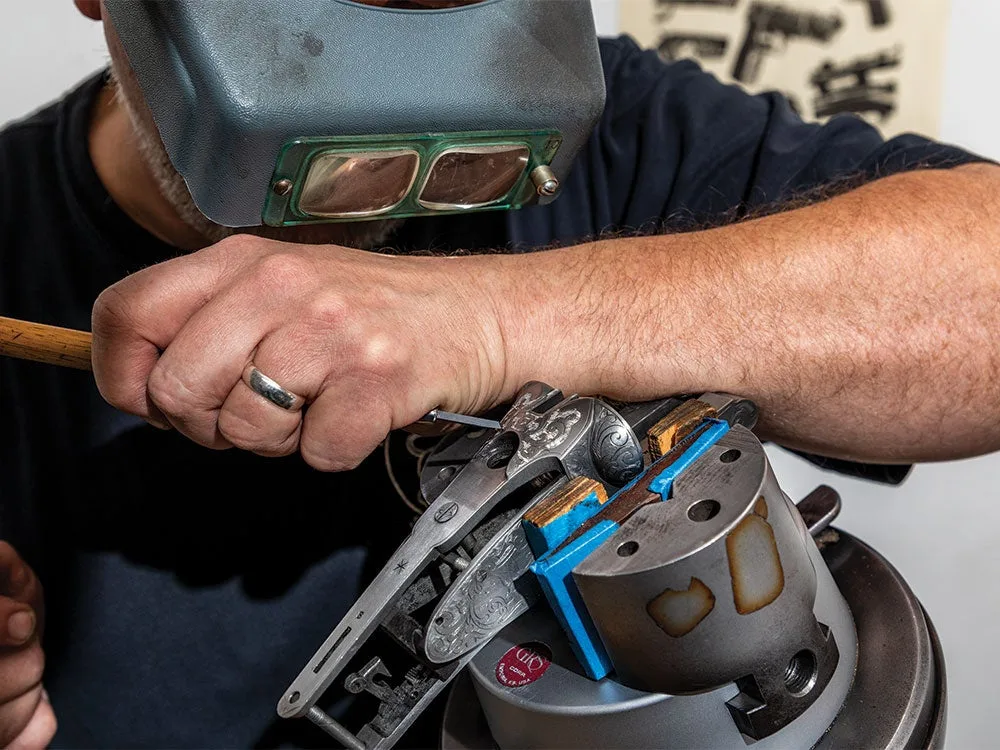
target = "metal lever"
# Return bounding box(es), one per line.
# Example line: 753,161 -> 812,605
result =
797,485 -> 843,537
345,658 -> 398,704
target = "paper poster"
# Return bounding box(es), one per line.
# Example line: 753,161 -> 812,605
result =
618,0 -> 951,138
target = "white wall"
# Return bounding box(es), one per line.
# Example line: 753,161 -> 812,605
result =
2,3 -> 107,124
1,1 -> 997,747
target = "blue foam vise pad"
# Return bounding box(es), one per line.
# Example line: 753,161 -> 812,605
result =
530,520 -> 620,679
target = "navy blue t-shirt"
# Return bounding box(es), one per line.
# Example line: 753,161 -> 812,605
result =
0,36 -> 984,748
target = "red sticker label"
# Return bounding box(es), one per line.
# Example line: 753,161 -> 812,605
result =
495,642 -> 552,687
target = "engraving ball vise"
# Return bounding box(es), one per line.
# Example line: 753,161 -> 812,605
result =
278,383 -> 946,749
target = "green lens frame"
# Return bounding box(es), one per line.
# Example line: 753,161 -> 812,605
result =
262,130 -> 563,227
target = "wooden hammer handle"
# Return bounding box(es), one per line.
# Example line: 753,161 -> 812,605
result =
0,316 -> 93,371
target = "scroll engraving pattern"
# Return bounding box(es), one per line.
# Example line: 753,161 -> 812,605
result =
591,403 -> 644,486
424,529 -> 536,663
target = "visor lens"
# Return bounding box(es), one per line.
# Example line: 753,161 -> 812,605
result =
299,149 -> 419,217
418,145 -> 530,210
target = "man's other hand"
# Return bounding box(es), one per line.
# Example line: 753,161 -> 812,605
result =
91,237 -> 521,472
0,542 -> 53,749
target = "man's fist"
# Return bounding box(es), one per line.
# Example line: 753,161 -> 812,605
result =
92,237 -> 519,471
0,542 -> 54,749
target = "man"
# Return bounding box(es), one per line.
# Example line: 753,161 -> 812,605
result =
1,0 -> 998,747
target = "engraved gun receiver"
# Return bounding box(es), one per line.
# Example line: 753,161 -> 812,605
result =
276,383 -> 757,748
733,2 -> 844,84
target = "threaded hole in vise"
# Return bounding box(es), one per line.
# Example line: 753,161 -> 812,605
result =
720,449 -> 741,464
784,650 -> 818,697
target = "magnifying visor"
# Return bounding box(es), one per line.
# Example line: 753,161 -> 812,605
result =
103,0 -> 607,228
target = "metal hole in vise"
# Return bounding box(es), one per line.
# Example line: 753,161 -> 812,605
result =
720,449 -> 741,464
688,499 -> 721,522
617,541 -> 639,557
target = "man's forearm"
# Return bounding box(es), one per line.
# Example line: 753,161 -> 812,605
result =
495,164 -> 1000,463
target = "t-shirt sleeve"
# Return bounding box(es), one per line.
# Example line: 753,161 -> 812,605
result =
592,36 -> 991,485
593,36 -> 991,233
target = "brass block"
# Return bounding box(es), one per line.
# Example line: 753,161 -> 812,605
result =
524,476 -> 609,529
648,400 -> 718,458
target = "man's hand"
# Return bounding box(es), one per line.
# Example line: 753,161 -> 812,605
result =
0,542 -> 54,750
92,238 -> 519,471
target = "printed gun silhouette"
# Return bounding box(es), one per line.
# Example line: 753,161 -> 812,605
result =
811,47 -> 902,121
848,0 -> 891,28
733,2 -> 844,84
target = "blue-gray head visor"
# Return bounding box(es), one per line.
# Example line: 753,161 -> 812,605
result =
102,0 -> 607,228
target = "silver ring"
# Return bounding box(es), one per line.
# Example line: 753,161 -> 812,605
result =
241,363 -> 306,413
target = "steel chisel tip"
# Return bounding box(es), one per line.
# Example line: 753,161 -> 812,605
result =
422,409 -> 502,431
